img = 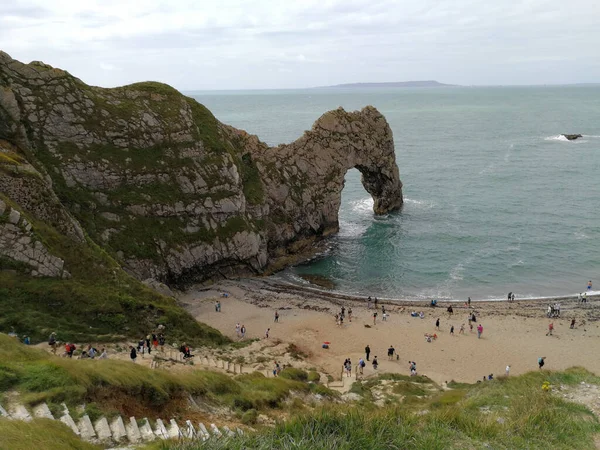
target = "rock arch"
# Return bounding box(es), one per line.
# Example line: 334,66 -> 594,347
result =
245,106 -> 403,254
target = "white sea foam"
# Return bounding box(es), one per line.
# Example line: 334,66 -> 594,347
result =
545,135 -> 569,142
404,198 -> 435,209
337,219 -> 367,238
574,231 -> 589,240
449,263 -> 465,281
350,197 -> 374,214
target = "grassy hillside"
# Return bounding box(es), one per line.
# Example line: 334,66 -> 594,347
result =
150,368 -> 600,450
0,335 -> 336,421
0,419 -> 101,450
0,196 -> 226,345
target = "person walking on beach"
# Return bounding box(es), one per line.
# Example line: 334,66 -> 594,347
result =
508,292 -> 512,302
358,358 -> 365,375
387,345 -> 395,360
348,308 -> 352,322
538,356 -> 546,369
265,328 -> 270,339
240,325 -> 246,339
477,324 -> 483,339
341,307 -> 345,319
409,361 -> 417,376
373,312 -> 378,325
505,365 -> 510,377
450,325 -> 455,335
468,297 -> 471,308
546,322 -> 554,336
274,311 -> 279,322
511,293 -> 515,302
570,318 -> 576,329
343,359 -> 351,377
365,345 -> 371,361
235,323 -> 241,337
130,345 -> 137,363
372,356 -> 378,370
435,318 -> 440,330
583,292 -> 587,303
459,323 -> 465,334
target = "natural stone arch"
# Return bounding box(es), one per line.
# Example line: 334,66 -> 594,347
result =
244,106 -> 403,254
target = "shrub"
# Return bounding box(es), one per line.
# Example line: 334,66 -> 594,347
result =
280,368 -> 308,382
241,409 -> 258,425
307,371 -> 320,382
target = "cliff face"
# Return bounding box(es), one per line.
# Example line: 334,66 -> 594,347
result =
0,52 -> 402,286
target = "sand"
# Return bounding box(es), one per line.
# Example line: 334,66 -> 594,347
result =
178,279 -> 600,385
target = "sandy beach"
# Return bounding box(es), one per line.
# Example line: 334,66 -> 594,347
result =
179,279 -> 600,385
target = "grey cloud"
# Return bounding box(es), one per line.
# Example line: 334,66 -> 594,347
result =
0,0 -> 598,89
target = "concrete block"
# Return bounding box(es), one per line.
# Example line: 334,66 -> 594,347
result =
78,415 -> 97,441
139,418 -> 156,441
10,404 -> 32,422
154,418 -> 169,440
168,419 -> 181,439
198,422 -> 210,440
94,417 -> 112,441
109,416 -> 127,441
0,404 -> 10,418
183,420 -> 196,439
222,425 -> 235,437
210,423 -> 222,437
125,416 -> 142,444
59,413 -> 80,435
32,403 -> 54,420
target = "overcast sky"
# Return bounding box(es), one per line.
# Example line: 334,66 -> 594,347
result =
1,0 -> 599,90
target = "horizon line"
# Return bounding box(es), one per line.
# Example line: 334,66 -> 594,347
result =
183,82 -> 600,93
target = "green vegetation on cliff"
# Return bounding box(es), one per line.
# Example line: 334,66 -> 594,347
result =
0,207 -> 225,345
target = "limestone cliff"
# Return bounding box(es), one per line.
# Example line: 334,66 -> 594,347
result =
0,51 -> 402,286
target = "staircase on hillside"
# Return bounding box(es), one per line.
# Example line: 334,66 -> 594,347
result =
0,400 -> 243,448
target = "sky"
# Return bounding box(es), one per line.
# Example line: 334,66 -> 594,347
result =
1,0 -> 599,90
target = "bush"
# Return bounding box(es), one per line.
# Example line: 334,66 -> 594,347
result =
280,368 -> 308,382
241,409 -> 258,425
307,371 -> 320,382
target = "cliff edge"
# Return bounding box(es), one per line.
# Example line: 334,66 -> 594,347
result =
0,51 -> 402,287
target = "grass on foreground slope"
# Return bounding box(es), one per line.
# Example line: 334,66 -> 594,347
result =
152,368 -> 600,450
0,335 -> 336,420
0,419 -> 100,450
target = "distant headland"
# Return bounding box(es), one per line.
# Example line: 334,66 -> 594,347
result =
317,80 -> 456,88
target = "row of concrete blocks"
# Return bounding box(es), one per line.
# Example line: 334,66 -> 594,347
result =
0,402 -> 242,445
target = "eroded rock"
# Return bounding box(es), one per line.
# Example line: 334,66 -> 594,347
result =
0,51 -> 403,285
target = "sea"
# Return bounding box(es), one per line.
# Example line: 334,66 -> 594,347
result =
191,86 -> 600,301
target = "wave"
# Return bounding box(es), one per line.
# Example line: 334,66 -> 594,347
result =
449,263 -> 465,281
349,197 -> 374,214
337,219 -> 368,238
404,197 -> 436,209
545,135 -> 569,142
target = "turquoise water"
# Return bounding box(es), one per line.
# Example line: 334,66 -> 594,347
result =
192,87 -> 600,300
